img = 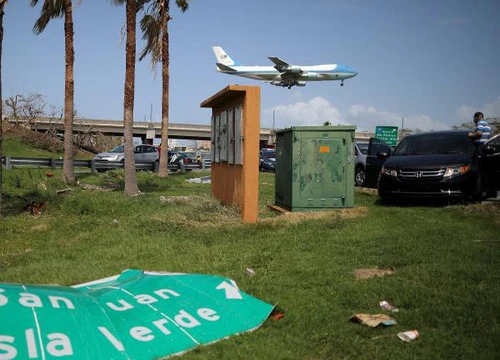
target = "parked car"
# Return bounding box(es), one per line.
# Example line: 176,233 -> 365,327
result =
259,148 -> 276,172
365,130 -> 500,202
94,144 -> 159,164
354,142 -> 369,186
157,145 -> 194,172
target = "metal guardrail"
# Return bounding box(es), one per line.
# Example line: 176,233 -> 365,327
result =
1,156 -> 212,173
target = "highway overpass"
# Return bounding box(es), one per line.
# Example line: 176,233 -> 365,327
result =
12,117 -> 375,143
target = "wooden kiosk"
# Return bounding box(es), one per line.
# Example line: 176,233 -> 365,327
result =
200,85 -> 261,223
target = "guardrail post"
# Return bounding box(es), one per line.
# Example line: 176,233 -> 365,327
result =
153,161 -> 159,173
90,159 -> 96,174
179,161 -> 186,174
5,156 -> 12,170
50,158 -> 56,169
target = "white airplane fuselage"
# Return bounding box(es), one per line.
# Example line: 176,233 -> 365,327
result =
212,46 -> 358,88
218,64 -> 357,82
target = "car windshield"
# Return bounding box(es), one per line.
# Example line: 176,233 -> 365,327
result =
357,143 -> 369,154
261,150 -> 276,158
110,146 -> 124,153
394,133 -> 470,155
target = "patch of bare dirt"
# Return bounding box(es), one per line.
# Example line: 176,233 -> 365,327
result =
31,224 -> 50,232
159,195 -> 201,204
262,206 -> 368,224
79,183 -> 116,192
355,268 -> 395,280
355,187 -> 378,195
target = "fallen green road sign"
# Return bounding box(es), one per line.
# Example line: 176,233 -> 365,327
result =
0,269 -> 274,359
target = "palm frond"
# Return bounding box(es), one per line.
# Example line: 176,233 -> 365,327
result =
31,0 -> 65,34
138,13 -> 162,62
138,0 -> 190,64
175,0 -> 189,12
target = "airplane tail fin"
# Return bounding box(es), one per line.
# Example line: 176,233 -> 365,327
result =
212,46 -> 238,66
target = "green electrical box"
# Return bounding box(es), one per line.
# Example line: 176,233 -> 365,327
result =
275,126 -> 356,211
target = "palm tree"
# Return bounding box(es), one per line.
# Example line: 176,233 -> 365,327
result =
111,0 -> 142,195
139,0 -> 190,177
0,0 -> 7,216
30,0 -> 75,184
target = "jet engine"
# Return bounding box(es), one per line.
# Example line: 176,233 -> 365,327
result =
285,66 -> 302,74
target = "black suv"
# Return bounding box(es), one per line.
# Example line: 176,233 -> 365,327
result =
365,130 -> 500,202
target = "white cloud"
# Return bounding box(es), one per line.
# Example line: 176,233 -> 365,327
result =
456,96 -> 500,123
263,96 -> 449,132
346,104 -> 449,132
264,97 -> 347,128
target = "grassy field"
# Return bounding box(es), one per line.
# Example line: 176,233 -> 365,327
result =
1,167 -> 500,359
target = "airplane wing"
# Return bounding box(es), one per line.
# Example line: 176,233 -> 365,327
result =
216,63 -> 237,72
268,57 -> 290,71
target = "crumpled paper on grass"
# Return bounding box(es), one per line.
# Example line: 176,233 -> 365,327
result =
350,313 -> 397,327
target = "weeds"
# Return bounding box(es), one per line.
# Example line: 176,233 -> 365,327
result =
1,170 -> 499,360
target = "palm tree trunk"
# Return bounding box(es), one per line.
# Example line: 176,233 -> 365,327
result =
63,0 -> 75,184
0,2 -> 5,216
123,0 -> 139,195
158,2 -> 169,177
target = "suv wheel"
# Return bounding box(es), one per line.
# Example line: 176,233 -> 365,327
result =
355,167 -> 366,187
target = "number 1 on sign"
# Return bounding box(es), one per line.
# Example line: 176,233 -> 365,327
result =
216,282 -> 243,299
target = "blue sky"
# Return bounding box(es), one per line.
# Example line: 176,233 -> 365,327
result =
3,0 -> 500,133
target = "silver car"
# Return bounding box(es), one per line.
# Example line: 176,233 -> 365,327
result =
94,144 -> 159,164
354,142 -> 369,186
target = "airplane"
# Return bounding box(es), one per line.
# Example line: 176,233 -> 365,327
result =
212,46 -> 358,89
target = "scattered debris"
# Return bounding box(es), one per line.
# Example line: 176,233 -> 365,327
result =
270,306 -> 285,321
38,182 -> 47,191
271,313 -> 285,321
397,330 -> 419,342
113,219 -> 119,224
24,202 -> 46,215
245,268 -> 256,277
46,172 -> 54,177
56,188 -> 72,195
379,300 -> 399,312
355,268 -> 394,280
350,314 -> 396,327
186,176 -> 211,184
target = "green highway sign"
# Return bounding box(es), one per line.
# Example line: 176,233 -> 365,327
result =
0,269 -> 274,359
375,126 -> 399,146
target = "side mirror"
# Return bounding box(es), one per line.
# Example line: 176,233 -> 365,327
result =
376,152 -> 389,159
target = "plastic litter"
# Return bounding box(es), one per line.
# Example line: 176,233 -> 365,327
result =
379,300 -> 399,312
397,330 -> 419,342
